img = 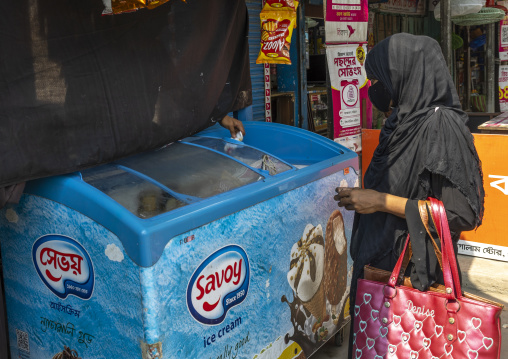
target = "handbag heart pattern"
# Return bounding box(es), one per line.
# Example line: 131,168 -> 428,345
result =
353,291 -> 498,359
352,199 -> 503,359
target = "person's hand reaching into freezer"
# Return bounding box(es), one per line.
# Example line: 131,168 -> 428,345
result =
219,115 -> 246,140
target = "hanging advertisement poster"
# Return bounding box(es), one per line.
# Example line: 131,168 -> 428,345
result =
326,43 -> 370,152
367,11 -> 375,51
264,63 -> 272,122
499,4 -> 508,60
369,0 -> 426,15
499,65 -> 508,111
324,0 -> 368,43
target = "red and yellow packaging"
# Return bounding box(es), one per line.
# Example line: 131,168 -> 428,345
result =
256,11 -> 297,65
262,0 -> 299,12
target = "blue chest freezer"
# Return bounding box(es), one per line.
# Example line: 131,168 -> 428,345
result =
0,122 -> 358,359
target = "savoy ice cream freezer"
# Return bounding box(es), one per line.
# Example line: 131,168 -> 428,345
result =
0,121 -> 358,359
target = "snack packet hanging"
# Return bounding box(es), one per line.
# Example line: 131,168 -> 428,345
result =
256,11 -> 297,65
145,0 -> 171,10
262,0 -> 299,12
105,0 -> 171,15
110,0 -> 144,14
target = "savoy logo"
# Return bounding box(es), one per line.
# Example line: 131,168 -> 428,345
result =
32,235 -> 94,300
187,245 -> 249,325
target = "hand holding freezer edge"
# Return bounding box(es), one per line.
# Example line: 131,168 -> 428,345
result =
287,224 -> 325,303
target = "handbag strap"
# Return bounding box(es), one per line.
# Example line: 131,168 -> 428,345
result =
418,200 -> 443,269
428,199 -> 455,299
428,198 -> 463,300
434,198 -> 463,297
388,234 -> 411,287
388,199 -> 462,300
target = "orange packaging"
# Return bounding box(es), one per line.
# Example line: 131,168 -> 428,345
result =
108,0 -> 171,14
256,11 -> 296,65
262,0 -> 299,12
110,0 -> 144,14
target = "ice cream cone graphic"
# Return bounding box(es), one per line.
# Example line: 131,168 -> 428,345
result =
303,282 -> 326,321
52,346 -> 81,359
288,224 -> 326,321
323,210 -> 348,306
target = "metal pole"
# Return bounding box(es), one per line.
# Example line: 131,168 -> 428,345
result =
466,27 -> 471,111
486,23 -> 496,113
440,0 -> 452,72
297,3 -> 308,129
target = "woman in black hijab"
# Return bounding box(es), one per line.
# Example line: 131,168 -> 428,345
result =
335,33 -> 485,359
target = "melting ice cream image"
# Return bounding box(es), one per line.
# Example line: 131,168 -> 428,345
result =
287,224 -> 326,320
323,210 -> 347,306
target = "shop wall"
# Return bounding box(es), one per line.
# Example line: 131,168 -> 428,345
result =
361,129 -> 508,258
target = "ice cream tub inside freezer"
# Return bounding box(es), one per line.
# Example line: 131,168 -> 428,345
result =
0,121 -> 358,359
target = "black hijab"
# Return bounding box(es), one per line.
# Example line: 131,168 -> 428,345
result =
351,34 -> 485,279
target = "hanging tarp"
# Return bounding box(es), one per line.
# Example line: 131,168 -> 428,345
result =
0,0 -> 252,189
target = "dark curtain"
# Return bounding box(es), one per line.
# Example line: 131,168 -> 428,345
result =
0,0 -> 252,190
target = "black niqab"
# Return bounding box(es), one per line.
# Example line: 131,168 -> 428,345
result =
352,34 -> 484,283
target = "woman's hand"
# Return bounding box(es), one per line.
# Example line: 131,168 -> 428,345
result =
334,188 -> 383,214
334,187 -> 408,218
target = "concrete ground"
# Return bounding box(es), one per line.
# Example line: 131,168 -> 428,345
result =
312,254 -> 508,359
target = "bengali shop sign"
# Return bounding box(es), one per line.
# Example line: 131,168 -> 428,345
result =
369,0 -> 426,15
362,129 -> 508,260
499,65 -> 508,112
326,43 -> 369,152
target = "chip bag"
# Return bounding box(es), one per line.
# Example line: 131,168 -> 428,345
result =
262,0 -> 299,12
256,11 -> 297,65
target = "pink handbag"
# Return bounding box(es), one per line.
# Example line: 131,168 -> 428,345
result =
352,198 -> 503,359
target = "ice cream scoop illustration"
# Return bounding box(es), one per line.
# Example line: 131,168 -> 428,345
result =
287,224 -> 326,320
